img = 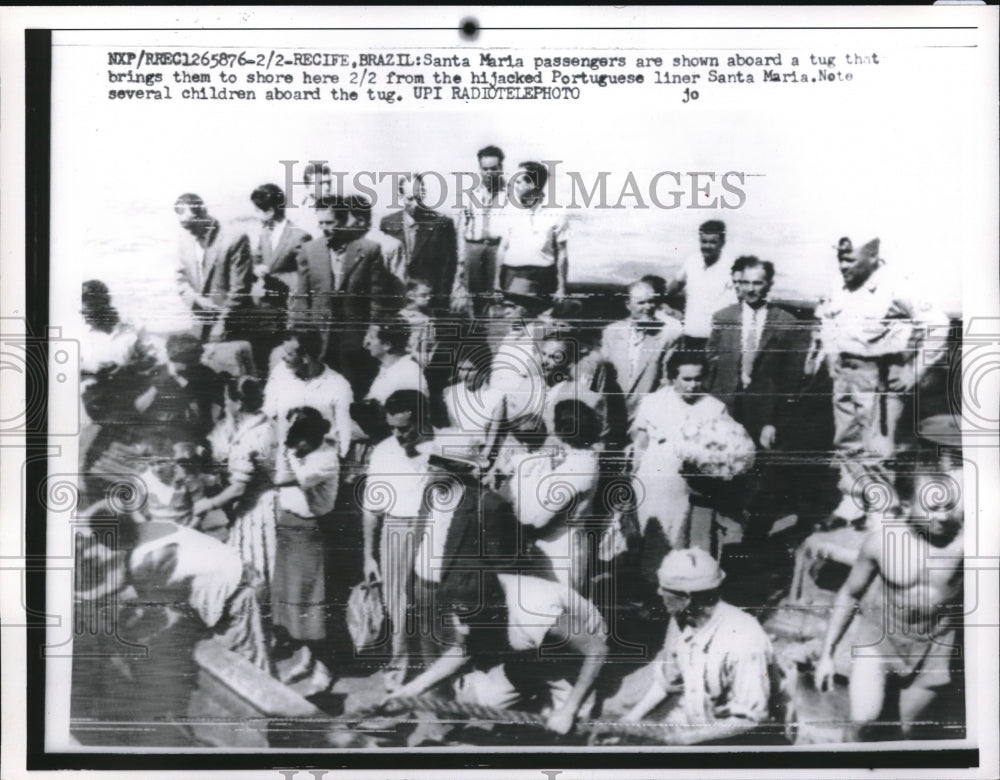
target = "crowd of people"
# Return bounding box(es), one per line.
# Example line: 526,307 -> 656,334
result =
72,144 -> 964,747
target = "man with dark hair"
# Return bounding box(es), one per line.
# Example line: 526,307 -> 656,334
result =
250,183 -> 312,293
512,396 -> 604,595
497,161 -> 569,300
133,332 -> 224,444
73,506 -> 271,743
289,193 -> 393,394
174,192 -> 254,343
379,175 -> 459,316
384,547 -> 609,736
706,256 -> 804,540
815,448 -> 964,741
302,162 -> 334,199
406,438 -> 519,672
456,144 -> 508,317
348,194 -> 404,289
249,183 -> 312,372
299,162 -> 335,237
541,322 -> 628,451
263,330 -> 354,461
361,389 -> 436,687
79,279 -> 160,424
478,144 -> 505,166
363,317 -> 426,405
666,220 -> 738,351
730,255 -> 749,305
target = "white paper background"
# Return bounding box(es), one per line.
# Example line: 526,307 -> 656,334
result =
1,6 -> 998,780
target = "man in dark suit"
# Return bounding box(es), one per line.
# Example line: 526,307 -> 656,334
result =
289,194 -> 393,394
249,183 -> 312,374
411,440 -> 520,669
706,257 -> 805,539
379,174 -> 458,316
251,183 -> 312,293
174,193 -> 254,343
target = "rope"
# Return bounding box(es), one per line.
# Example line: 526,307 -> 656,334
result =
341,693 -> 733,743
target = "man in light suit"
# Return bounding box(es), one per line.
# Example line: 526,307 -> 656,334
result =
174,193 -> 254,343
601,278 -> 683,423
289,194 -> 393,394
706,257 -> 805,540
379,174 -> 458,316
249,183 -> 312,373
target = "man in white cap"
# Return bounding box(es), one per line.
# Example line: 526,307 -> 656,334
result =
810,235 -> 950,529
618,548 -> 777,744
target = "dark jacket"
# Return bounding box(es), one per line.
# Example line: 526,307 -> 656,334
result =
288,235 -> 393,349
380,209 -> 458,311
706,302 -> 805,443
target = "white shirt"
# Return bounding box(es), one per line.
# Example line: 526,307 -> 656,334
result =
329,246 -> 347,290
129,524 -> 244,629
264,362 -> 354,458
444,381 -> 504,445
278,442 -> 341,517
491,325 -> 548,423
462,184 -> 507,242
740,303 -> 768,386
651,601 -> 774,725
679,253 -> 738,339
627,322 -> 646,379
259,218 -> 288,255
366,355 -> 426,404
413,486 -> 462,584
816,263 -> 948,359
362,436 -> 431,520
496,573 -> 607,651
498,200 -> 569,268
80,321 -> 149,373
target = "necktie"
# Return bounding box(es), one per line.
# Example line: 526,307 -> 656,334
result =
741,308 -> 760,386
259,224 -> 273,265
629,325 -> 649,380
330,248 -> 345,290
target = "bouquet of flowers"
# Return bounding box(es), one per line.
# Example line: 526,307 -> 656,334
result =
675,414 -> 756,481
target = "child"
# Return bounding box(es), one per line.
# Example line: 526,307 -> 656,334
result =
134,333 -> 224,444
137,436 -> 214,529
398,278 -> 436,367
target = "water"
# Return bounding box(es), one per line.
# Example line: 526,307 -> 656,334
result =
54,105 -> 964,336
70,195 -> 912,338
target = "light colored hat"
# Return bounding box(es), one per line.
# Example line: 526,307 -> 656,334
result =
856,237 -> 880,262
416,435 -> 486,472
657,548 -> 726,592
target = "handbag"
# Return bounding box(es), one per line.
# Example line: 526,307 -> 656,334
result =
346,575 -> 385,653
